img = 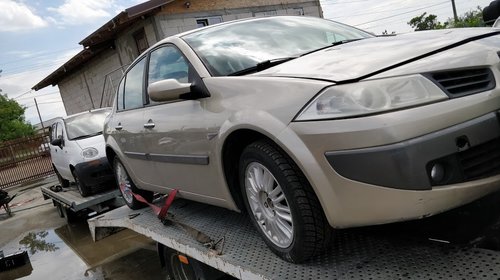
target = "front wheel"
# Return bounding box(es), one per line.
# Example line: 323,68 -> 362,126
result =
54,166 -> 70,188
239,141 -> 332,263
113,157 -> 153,210
72,170 -> 90,197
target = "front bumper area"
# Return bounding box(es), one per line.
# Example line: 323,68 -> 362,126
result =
74,157 -> 114,189
325,111 -> 500,190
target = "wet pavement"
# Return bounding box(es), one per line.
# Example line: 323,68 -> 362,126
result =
1,223 -> 166,280
0,177 -> 166,280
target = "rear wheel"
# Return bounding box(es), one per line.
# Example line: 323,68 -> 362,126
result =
72,170 -> 90,197
162,247 -> 227,280
239,140 -> 332,263
113,157 -> 153,210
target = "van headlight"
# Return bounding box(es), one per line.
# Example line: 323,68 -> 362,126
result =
295,75 -> 448,121
82,147 -> 99,159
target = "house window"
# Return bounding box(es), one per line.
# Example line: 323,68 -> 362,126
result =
196,16 -> 223,28
133,29 -> 149,55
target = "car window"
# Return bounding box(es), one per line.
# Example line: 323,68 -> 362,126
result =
50,123 -> 58,140
55,122 -> 63,140
148,46 -> 189,85
116,77 -> 125,111
123,57 -> 146,110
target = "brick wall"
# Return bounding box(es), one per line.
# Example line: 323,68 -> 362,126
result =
159,0 -> 320,15
58,49 -> 122,115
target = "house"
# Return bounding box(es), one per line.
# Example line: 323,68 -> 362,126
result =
32,0 -> 323,115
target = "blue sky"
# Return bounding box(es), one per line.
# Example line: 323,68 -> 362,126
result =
0,0 -> 493,124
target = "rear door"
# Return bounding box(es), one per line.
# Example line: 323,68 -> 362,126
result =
106,57 -> 162,189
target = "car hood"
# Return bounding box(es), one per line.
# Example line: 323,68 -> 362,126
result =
254,28 -> 500,82
73,134 -> 106,155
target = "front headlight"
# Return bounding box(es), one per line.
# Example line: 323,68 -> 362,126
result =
82,147 -> 99,159
295,75 -> 448,121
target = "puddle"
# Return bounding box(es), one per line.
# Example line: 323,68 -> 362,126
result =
0,222 -> 166,280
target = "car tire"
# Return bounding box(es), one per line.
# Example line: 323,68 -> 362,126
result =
54,166 -> 70,188
72,170 -> 91,197
162,247 -> 227,280
113,157 -> 153,210
239,140 -> 333,263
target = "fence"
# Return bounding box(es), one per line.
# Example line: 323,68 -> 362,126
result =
0,132 -> 54,189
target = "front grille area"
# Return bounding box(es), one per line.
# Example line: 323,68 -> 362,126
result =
427,68 -> 496,98
459,137 -> 500,181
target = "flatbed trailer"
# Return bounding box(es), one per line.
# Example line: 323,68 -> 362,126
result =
88,197 -> 500,280
41,185 -> 122,222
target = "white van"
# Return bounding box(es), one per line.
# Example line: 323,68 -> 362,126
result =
50,108 -> 114,197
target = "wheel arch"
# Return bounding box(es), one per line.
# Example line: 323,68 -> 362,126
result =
220,125 -> 336,227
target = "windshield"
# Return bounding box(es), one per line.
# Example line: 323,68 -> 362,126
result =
64,110 -> 110,140
182,16 -> 373,76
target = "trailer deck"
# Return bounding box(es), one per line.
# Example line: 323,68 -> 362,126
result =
41,185 -> 121,212
88,197 -> 500,280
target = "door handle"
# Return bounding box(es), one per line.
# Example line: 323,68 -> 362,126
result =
115,123 -> 123,130
144,119 -> 155,129
144,122 -> 155,129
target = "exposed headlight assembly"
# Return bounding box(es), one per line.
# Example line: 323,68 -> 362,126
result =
82,147 -> 99,159
295,75 -> 448,121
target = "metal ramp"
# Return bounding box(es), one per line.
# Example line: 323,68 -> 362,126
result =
88,198 -> 500,280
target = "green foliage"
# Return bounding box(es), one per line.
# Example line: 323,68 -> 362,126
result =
0,94 -> 35,142
408,12 -> 448,31
408,7 -> 485,31
447,7 -> 485,28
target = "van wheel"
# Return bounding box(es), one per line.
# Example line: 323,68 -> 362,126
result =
54,167 -> 70,188
162,247 -> 227,280
113,158 -> 153,209
72,170 -> 90,197
239,140 -> 332,263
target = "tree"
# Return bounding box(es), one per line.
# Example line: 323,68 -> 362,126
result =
408,7 -> 485,31
447,7 -> 484,28
0,94 -> 35,142
408,12 -> 448,31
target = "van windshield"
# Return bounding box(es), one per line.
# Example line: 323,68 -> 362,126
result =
65,110 -> 110,140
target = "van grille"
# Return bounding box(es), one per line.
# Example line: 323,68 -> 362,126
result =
427,68 -> 495,98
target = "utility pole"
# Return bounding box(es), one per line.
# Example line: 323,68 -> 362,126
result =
34,98 -> 44,129
451,0 -> 458,22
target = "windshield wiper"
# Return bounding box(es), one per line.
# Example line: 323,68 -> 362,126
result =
70,131 -> 102,140
228,57 -> 298,76
300,38 -> 364,57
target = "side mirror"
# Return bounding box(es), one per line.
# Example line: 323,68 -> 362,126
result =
148,79 -> 192,102
50,138 -> 62,147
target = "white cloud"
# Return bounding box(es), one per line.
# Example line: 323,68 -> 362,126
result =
47,0 -> 116,25
0,0 -> 48,32
0,48 -> 79,123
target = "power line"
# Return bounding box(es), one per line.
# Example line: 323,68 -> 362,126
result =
0,47 -> 81,66
15,91 -> 60,100
353,1 -> 449,26
330,3 -> 446,19
365,4 -> 453,30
